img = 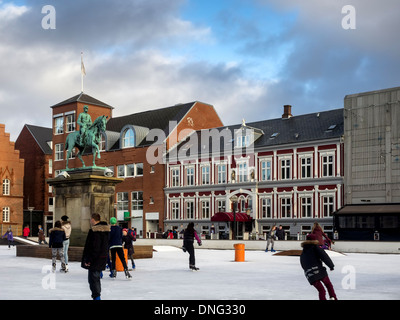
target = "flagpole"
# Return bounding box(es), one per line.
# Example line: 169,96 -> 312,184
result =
81,52 -> 85,93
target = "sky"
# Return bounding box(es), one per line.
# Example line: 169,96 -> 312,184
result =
1,0 -> 400,141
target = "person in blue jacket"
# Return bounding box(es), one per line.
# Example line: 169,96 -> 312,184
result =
109,217 -> 132,279
2,228 -> 14,249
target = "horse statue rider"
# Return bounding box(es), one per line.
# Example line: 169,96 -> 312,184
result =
78,105 -> 92,146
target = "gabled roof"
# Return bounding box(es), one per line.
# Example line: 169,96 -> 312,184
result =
50,92 -> 114,109
25,124 -> 53,155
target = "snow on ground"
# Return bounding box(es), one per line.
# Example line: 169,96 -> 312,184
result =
0,245 -> 399,300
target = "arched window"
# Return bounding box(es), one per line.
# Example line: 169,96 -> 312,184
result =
122,128 -> 135,148
2,207 -> 10,222
2,179 -> 10,196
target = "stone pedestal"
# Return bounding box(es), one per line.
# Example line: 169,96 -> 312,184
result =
47,168 -> 124,247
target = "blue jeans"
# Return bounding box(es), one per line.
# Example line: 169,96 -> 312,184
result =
63,239 -> 70,265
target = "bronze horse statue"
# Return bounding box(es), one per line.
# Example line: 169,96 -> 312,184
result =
65,115 -> 108,169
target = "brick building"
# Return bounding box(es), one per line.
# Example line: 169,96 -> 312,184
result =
0,124 -> 24,235
49,93 -> 223,237
165,106 -> 344,240
15,125 -> 53,236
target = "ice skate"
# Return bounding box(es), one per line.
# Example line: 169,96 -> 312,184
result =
52,263 -> 56,273
124,269 -> 132,279
182,246 -> 187,253
110,270 -> 117,278
190,265 -> 199,271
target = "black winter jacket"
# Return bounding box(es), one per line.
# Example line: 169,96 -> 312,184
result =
300,240 -> 335,285
49,227 -> 66,249
81,222 -> 110,271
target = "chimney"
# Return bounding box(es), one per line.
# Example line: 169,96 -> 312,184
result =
282,105 -> 293,119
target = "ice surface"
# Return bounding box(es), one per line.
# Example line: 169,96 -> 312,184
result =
0,245 -> 399,300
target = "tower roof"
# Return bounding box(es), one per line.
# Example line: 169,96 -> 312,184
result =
50,92 -> 114,109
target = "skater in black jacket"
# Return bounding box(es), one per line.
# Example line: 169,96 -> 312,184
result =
183,222 -> 202,271
300,233 -> 337,300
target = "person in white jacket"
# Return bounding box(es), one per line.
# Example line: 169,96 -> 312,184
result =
61,215 -> 72,273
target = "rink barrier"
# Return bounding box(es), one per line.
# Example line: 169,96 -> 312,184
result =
16,245 -> 153,261
135,239 -> 400,254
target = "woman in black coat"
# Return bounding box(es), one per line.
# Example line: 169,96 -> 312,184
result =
183,223 -> 202,271
300,233 -> 337,300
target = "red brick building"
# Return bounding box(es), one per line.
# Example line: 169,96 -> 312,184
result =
0,124 -> 24,236
15,125 -> 53,235
49,93 -> 223,237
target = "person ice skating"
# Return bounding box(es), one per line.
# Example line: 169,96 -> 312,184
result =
82,213 -> 110,300
49,221 -> 66,273
276,225 -> 285,241
23,225 -> 30,239
61,215 -> 72,272
38,225 -> 47,245
265,226 -> 277,252
2,228 -> 15,249
311,222 -> 333,250
109,217 -> 132,279
183,222 -> 202,271
122,228 -> 135,270
300,233 -> 337,300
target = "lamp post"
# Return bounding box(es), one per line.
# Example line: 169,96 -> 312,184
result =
230,195 -> 238,240
28,207 -> 34,237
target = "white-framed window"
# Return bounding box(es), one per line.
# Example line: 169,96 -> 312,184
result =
2,207 -> 10,222
260,159 -> 272,181
171,201 -> 180,220
117,192 -> 129,211
322,195 -> 335,217
136,163 -> 144,176
261,197 -> 272,218
171,167 -> 180,187
201,165 -> 210,185
55,144 -> 64,161
186,200 -> 195,220
118,163 -> 144,178
99,134 -> 106,151
2,179 -> 10,196
66,113 -> 76,133
321,152 -> 335,177
301,196 -> 312,218
131,191 -> 143,210
54,117 -> 64,135
216,199 -> 226,212
186,166 -> 195,186
300,156 -> 313,179
126,164 -> 135,177
281,197 -> 292,218
201,200 -> 210,219
122,128 -> 135,148
117,165 -> 125,178
217,164 -> 227,184
280,158 -> 291,180
238,161 -> 248,183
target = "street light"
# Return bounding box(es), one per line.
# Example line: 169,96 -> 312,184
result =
28,207 -> 34,237
230,195 -> 238,240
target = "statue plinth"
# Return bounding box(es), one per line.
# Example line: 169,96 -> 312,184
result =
47,168 -> 124,247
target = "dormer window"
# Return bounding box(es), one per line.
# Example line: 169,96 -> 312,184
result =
122,128 -> 135,148
270,132 -> 280,139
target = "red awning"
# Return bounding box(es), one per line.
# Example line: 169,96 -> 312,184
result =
211,212 -> 252,222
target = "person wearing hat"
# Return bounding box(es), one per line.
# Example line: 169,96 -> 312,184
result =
300,233 -> 337,300
122,228 -> 135,270
109,217 -> 132,279
61,215 -> 72,273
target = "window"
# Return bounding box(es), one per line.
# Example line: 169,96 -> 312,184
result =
136,163 -> 144,176
171,168 -> 180,187
201,165 -> 210,185
301,157 -> 312,179
281,197 -> 291,218
236,134 -> 251,148
217,164 -> 227,184
2,207 -> 10,222
54,117 -> 64,135
322,155 -> 334,177
280,159 -> 291,180
171,202 -> 180,220
238,162 -> 248,182
186,166 -> 195,186
122,128 -> 135,148
99,135 -> 106,151
202,200 -> 210,219
216,199 -> 226,212
55,144 -> 64,161
322,196 -> 334,217
117,192 -> 129,211
261,198 -> 271,218
66,114 -> 76,133
186,200 -> 195,220
260,160 -> 272,181
126,164 -> 135,177
301,197 -> 312,218
2,179 -> 10,196
131,192 -> 143,210
117,165 -> 125,178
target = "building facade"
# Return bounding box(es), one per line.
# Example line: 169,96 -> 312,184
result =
165,106 -> 344,240
0,124 -> 24,235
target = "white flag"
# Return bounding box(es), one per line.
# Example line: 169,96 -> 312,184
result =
81,53 -> 86,76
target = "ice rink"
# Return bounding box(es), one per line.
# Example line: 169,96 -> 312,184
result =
0,245 -> 399,300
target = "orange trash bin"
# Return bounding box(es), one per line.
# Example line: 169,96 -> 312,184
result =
115,248 -> 128,271
234,243 -> 245,262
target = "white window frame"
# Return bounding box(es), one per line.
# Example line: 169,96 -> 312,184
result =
280,196 -> 292,218
185,166 -> 195,186
320,151 -> 335,177
201,200 -> 210,219
201,164 -> 210,185
54,117 -> 64,135
300,196 -> 313,218
66,113 -> 76,133
260,197 -> 272,219
2,179 -> 10,196
237,161 -> 249,183
171,167 -> 180,187
122,128 -> 135,148
260,158 -> 272,181
171,201 -> 180,220
217,164 -> 227,184
131,191 -> 143,210
299,154 -> 313,179
322,194 -> 335,217
55,144 -> 64,161
279,156 -> 292,180
2,207 -> 10,222
185,200 -> 195,220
